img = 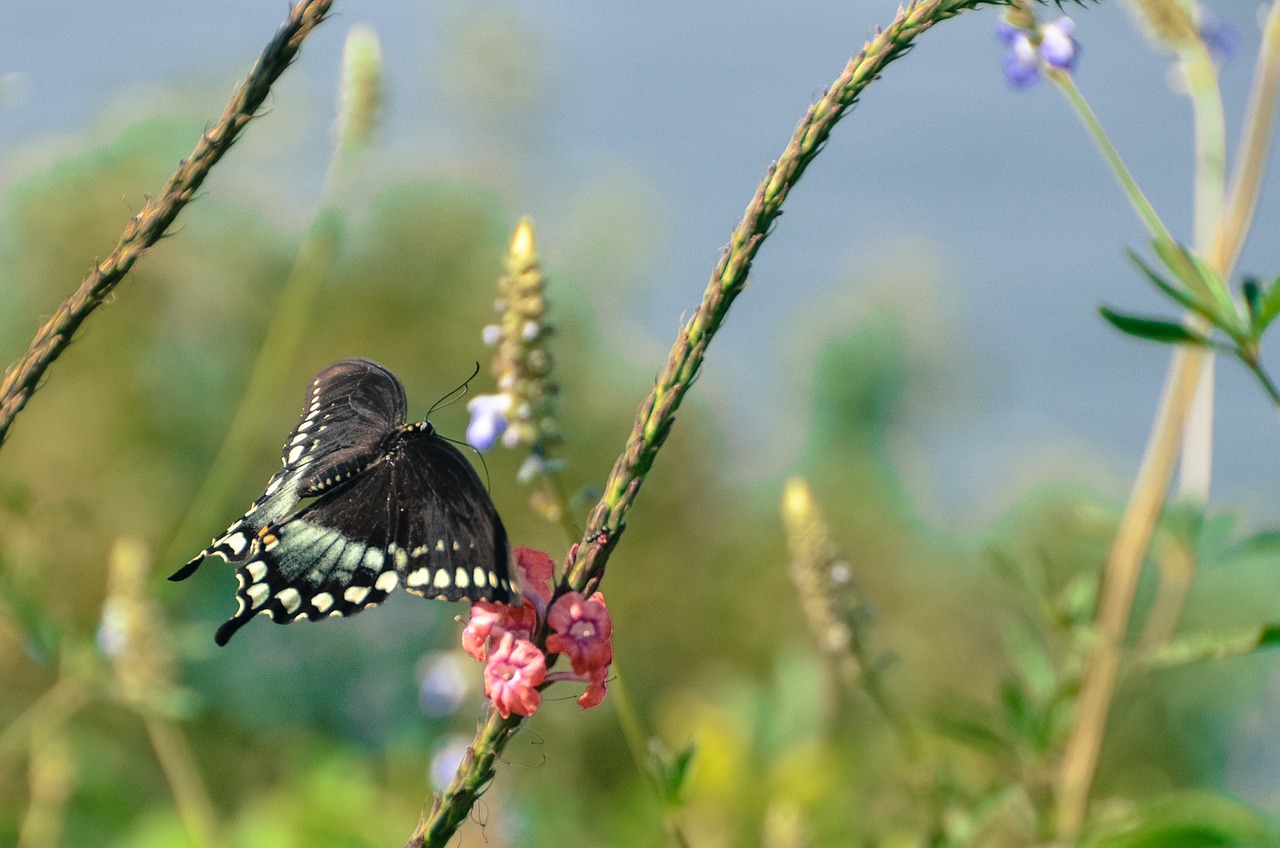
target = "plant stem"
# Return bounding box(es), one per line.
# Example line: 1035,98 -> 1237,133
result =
1054,7 -> 1280,841
144,715 -> 218,848
1241,355 -> 1280,407
1054,344 -> 1208,844
1178,32 -> 1227,505
564,0 -> 1003,594
1212,1 -> 1280,275
1050,71 -> 1172,244
0,0 -> 335,448
410,1 -> 1007,844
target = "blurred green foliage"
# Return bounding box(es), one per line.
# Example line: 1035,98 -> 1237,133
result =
4,39 -> 1280,848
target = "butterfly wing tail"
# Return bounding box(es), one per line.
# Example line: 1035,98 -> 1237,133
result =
168,552 -> 206,582
214,608 -> 255,646
170,524 -> 256,582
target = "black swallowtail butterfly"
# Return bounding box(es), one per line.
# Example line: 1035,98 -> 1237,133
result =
171,358 -> 517,645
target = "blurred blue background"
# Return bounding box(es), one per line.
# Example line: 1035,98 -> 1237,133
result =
5,2 -> 1280,846
5,2 -> 1279,524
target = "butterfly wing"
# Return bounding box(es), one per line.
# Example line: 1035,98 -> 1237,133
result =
393,423 -> 516,604
171,358 -> 406,581
211,422 -> 515,645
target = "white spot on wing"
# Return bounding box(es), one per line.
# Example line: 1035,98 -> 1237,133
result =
277,588 -> 302,613
247,560 -> 268,582
247,583 -> 269,609
344,585 -> 370,604
312,592 -> 334,613
433,569 -> 451,589
473,568 -> 488,588
226,532 -> 249,555
455,568 -> 469,589
364,548 -> 386,572
407,568 -> 430,587
264,477 -> 283,496
287,444 -> 305,464
375,571 -> 399,592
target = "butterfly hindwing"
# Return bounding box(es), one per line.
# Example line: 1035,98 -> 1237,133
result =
212,425 -> 515,644
214,463 -> 402,645
171,358 -> 407,582
394,423 -> 515,603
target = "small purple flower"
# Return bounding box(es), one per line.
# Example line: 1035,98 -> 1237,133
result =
466,393 -> 512,452
1040,18 -> 1079,72
998,16 -> 1079,88
1199,10 -> 1238,64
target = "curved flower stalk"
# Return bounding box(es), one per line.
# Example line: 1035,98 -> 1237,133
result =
411,2 -> 1010,845
0,0 -> 335,448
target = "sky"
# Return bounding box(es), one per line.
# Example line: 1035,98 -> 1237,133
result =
3,1 -> 1280,528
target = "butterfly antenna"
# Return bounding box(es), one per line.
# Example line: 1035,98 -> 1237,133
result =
427,362 -> 482,418
439,432 -> 496,492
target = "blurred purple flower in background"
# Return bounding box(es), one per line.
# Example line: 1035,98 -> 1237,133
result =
998,16 -> 1079,88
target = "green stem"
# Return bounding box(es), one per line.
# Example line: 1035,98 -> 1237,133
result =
1241,354 -> 1280,407
1213,0 -> 1280,274
0,0 -> 335,448
144,715 -> 219,848
1049,70 -> 1173,243
565,0 -> 1002,594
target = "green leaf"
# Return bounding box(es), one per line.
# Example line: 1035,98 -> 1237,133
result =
1126,248 -> 1224,327
1150,237 -> 1241,330
649,738 -> 697,807
1251,273 -> 1280,334
1144,625 -> 1280,669
1099,306 -> 1213,347
1086,791 -> 1280,848
930,709 -> 1014,757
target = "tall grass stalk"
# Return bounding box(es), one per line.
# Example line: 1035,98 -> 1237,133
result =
0,0 -> 335,448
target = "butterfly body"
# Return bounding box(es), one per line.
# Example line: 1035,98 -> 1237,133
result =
173,358 -> 516,645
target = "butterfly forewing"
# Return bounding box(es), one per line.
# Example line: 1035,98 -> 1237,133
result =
171,358 -> 407,580
175,358 -> 516,644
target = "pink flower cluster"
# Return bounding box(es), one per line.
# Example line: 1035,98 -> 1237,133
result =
463,546 -> 613,719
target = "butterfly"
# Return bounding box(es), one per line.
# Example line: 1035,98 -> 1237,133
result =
171,358 -> 517,645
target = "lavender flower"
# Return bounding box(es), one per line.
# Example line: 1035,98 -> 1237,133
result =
998,16 -> 1079,88
466,393 -> 512,452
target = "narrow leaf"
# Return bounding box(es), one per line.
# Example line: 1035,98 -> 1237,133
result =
1253,273 -> 1280,333
1150,237 -> 1241,330
1144,625 -> 1280,668
1099,306 -> 1212,346
1126,248 -> 1224,326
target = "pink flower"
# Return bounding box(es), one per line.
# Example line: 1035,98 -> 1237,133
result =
462,600 -> 537,661
546,591 -> 613,676
483,632 -> 546,718
514,546 -> 555,606
577,671 -> 607,710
